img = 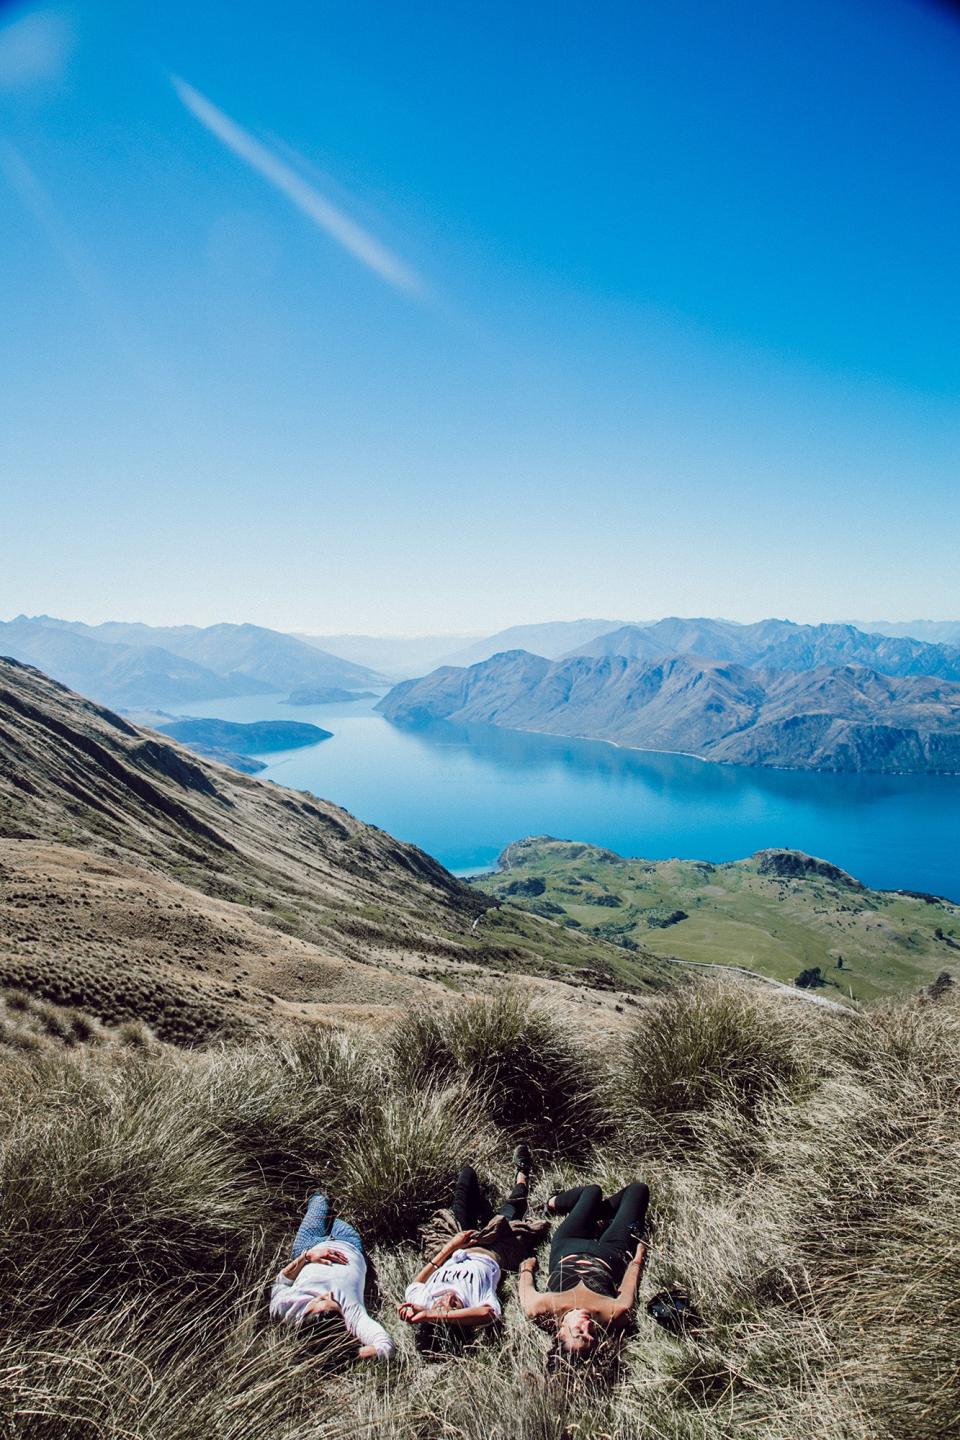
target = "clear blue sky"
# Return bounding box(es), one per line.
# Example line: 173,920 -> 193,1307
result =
1,0 -> 959,633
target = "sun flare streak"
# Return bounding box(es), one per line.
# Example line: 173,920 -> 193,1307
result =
171,76 -> 424,298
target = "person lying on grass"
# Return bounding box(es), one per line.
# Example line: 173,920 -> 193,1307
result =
270,1192 -> 395,1360
399,1147 -> 548,1349
519,1182 -> 649,1363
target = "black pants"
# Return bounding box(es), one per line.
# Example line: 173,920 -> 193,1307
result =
453,1165 -> 528,1227
549,1183 -> 649,1281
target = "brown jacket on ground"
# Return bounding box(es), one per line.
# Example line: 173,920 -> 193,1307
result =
420,1208 -> 550,1272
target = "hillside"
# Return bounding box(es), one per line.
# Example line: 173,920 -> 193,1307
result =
0,658 -> 674,1043
2,663 -> 958,1440
2,970 -> 957,1440
378,650 -> 960,773
5,616 -> 386,705
477,836 -> 960,1001
569,616 -> 960,681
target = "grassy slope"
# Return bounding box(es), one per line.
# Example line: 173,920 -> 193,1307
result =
2,985 -> 958,1440
0,659 -> 673,1044
476,837 -> 960,1002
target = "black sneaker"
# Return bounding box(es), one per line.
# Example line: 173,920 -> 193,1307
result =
512,1144 -> 532,1181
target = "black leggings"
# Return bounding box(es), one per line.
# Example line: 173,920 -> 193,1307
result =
453,1165 -> 528,1227
548,1183 -> 649,1283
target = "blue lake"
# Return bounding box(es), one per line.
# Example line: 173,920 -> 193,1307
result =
166,694 -> 960,901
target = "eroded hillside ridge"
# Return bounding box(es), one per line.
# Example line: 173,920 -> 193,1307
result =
0,657 -> 676,1042
378,650 -> 960,772
0,656 -> 487,1036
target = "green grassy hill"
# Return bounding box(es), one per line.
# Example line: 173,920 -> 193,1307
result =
476,837 -> 960,1002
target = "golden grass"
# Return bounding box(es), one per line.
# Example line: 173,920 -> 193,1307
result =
1,982 -> 957,1439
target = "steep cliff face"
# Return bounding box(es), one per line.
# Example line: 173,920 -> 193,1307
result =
378,653 -> 960,772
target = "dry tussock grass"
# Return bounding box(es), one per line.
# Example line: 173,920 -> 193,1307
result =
0,983 -> 957,1440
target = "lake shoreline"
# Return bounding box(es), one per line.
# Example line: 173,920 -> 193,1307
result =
163,694 -> 960,903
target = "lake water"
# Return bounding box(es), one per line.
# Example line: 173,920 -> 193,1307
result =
166,694 -> 960,901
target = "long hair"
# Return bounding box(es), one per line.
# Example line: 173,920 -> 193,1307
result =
414,1318 -> 500,1362
296,1310 -> 360,1369
545,1331 -> 623,1389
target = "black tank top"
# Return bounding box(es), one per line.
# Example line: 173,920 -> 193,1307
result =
547,1253 -> 617,1298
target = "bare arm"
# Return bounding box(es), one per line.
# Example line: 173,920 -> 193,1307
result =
614,1242 -> 647,1317
410,1229 -> 476,1285
407,1303 -> 497,1327
518,1256 -> 547,1319
280,1244 -> 349,1282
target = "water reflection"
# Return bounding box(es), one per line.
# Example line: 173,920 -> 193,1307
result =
165,693 -> 960,899
388,717 -> 946,814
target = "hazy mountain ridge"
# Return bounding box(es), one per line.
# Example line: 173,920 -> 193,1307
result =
0,616 -> 271,707
2,616 -> 385,707
295,632 -> 477,678
569,616 -> 960,680
852,619 -> 960,644
378,650 -> 960,773
438,619 -> 629,669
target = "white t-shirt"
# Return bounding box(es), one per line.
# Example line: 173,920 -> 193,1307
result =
270,1241 -> 395,1358
404,1249 -> 502,1318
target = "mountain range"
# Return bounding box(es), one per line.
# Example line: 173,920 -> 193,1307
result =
567,617 -> 960,680
0,616 -> 385,709
300,620 -> 628,677
294,632 -> 477,678
311,616 -> 960,678
851,619 -> 960,645
378,650 -> 960,773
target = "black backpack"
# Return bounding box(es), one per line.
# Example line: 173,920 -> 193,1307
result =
646,1287 -> 704,1336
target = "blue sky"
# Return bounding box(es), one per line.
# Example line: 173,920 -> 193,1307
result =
1,0 -> 959,633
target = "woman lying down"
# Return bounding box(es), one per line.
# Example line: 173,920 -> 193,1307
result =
270,1191 -> 395,1360
399,1147 -> 547,1349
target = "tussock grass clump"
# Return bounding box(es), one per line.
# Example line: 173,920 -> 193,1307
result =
0,978 -> 957,1440
0,989 -> 107,1052
618,981 -> 820,1151
0,952 -> 246,1046
341,1083 -> 493,1240
0,1051 -> 258,1333
187,1027 -> 378,1204
388,990 -> 609,1155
